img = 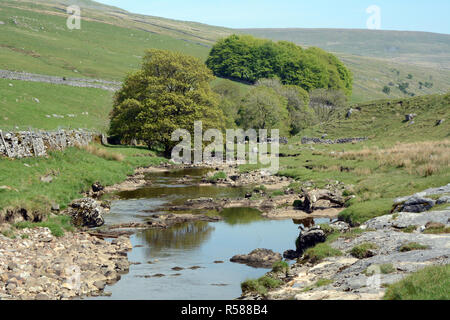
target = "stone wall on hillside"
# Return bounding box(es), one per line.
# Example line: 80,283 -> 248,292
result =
0,129 -> 95,158
301,137 -> 368,145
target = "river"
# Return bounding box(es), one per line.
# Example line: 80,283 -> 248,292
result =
92,168 -> 332,300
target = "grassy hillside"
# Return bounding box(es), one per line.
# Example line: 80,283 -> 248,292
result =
0,78 -> 113,131
0,1 -> 210,80
264,93 -> 450,225
341,54 -> 450,103
240,28 -> 450,70
8,0 -> 230,44
301,93 -> 450,143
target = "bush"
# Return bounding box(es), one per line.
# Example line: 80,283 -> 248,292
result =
384,265 -> 450,300
272,261 -> 289,273
309,88 -> 348,123
350,242 -> 378,258
241,276 -> 283,296
303,243 -> 342,263
399,242 -> 429,252
208,171 -> 227,182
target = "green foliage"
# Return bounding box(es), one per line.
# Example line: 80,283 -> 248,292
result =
211,79 -> 247,128
399,242 -> 429,252
208,171 -> 227,182
272,261 -> 290,273
237,86 -> 289,134
382,86 -> 391,95
309,88 -> 348,123
350,242 -> 378,258
384,265 -> 450,300
241,276 -> 283,296
256,78 -> 314,135
293,200 -> 303,208
110,49 -> 225,155
206,35 -> 353,95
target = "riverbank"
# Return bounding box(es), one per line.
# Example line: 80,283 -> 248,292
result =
238,185 -> 450,300
0,144 -> 167,223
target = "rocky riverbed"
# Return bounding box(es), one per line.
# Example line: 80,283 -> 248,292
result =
239,185 -> 450,300
0,227 -> 131,300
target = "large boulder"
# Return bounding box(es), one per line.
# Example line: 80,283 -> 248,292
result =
295,226 -> 327,252
230,248 -> 282,268
393,196 -> 435,213
68,198 -> 105,228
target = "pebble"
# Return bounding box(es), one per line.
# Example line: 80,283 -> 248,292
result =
0,227 -> 131,300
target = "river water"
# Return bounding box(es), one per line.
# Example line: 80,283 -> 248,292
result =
93,168 -> 331,300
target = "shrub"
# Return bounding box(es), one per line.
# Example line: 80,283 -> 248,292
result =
399,242 -> 429,252
272,261 -> 289,273
293,200 -> 303,208
350,242 -> 378,258
241,276 -> 283,296
208,171 -> 227,182
303,243 -> 342,263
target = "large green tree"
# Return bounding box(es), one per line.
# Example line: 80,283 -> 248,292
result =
237,86 -> 289,135
109,49 -> 224,156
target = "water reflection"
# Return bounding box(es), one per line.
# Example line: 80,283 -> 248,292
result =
139,221 -> 214,255
293,217 -> 315,228
220,207 -> 264,225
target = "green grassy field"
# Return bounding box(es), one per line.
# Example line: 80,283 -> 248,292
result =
0,78 -> 113,131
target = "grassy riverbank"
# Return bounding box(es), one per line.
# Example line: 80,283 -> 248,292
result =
0,144 -> 166,220
240,93 -> 450,225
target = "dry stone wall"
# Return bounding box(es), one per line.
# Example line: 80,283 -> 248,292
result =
0,129 -> 95,159
301,137 -> 368,145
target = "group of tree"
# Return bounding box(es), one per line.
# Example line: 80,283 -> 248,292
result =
110,46 -> 350,154
212,78 -> 346,136
206,34 -> 353,96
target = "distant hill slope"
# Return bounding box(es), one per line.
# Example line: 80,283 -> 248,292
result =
7,0 -> 230,44
239,28 -> 450,70
301,93 -> 450,143
1,0 -> 449,103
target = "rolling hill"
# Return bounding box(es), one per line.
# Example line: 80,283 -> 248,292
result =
239,28 -> 450,70
0,0 -> 449,124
